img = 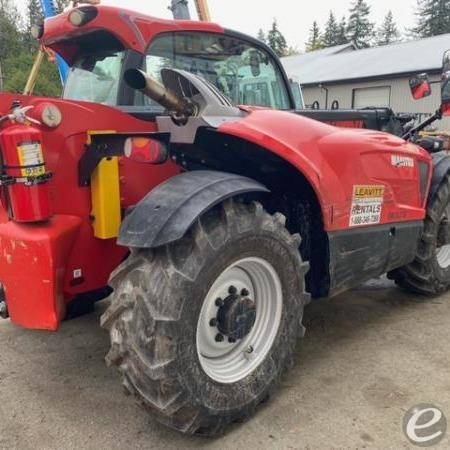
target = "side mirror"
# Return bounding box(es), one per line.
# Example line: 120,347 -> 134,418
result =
442,50 -> 450,116
409,73 -> 432,100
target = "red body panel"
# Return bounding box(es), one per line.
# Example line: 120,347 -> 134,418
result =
0,93 -> 180,329
219,110 -> 432,231
0,215 -> 82,330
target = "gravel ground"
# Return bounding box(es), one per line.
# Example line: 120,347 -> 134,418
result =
1,277 -> 449,449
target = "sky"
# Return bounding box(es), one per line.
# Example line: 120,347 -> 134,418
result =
15,0 -> 418,51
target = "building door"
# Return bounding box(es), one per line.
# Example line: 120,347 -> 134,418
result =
352,86 -> 391,108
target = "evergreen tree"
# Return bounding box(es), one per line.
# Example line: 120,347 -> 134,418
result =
27,0 -> 43,29
285,46 -> 300,56
0,0 -> 62,97
412,0 -> 450,37
257,28 -> 266,43
267,19 -> 288,57
305,21 -> 324,52
322,11 -> 339,47
25,0 -> 44,50
0,1 -> 23,61
55,0 -> 70,13
336,16 -> 348,45
376,10 -> 400,45
347,0 -> 375,48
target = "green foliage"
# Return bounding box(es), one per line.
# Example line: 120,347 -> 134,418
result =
0,0 -> 62,97
322,11 -> 340,47
376,10 -> 400,46
336,16 -> 349,45
257,28 -> 266,43
3,52 -> 61,97
305,21 -> 324,52
347,0 -> 375,48
24,0 -> 43,51
412,0 -> 450,37
55,0 -> 71,14
267,19 -> 288,57
285,46 -> 300,56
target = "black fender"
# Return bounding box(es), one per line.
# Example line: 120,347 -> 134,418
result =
118,170 -> 270,248
430,151 -> 450,200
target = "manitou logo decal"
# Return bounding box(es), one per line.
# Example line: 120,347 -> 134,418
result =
349,185 -> 385,227
392,155 -> 415,168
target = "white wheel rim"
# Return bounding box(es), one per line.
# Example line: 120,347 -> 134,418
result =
196,257 -> 283,384
437,244 -> 450,269
436,207 -> 450,269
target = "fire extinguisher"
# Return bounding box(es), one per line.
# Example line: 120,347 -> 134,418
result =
0,104 -> 52,223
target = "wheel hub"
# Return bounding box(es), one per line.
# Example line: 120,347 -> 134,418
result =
196,257 -> 283,384
216,291 -> 256,341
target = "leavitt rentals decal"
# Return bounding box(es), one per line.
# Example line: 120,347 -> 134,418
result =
350,185 -> 385,227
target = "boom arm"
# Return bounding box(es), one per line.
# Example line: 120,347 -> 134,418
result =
194,0 -> 212,21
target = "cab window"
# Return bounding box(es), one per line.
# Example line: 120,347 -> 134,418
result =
139,32 -> 291,110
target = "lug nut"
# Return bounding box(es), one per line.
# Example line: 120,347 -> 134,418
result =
209,318 -> 217,327
241,288 -> 249,297
228,337 -> 237,343
215,333 -> 224,342
244,345 -> 255,361
215,297 -> 223,307
228,286 -> 237,295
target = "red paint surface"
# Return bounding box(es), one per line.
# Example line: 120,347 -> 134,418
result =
0,215 -> 82,330
219,109 -> 432,230
327,120 -> 365,129
0,93 -> 180,330
42,5 -> 224,65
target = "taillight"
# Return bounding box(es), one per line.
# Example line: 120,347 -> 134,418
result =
124,137 -> 168,164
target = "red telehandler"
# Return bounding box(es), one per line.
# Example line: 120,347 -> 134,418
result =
1,4 -> 450,435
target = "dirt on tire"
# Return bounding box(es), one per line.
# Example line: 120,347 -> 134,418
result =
101,199 -> 309,436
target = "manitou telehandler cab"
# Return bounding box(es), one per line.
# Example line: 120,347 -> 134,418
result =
1,4 -> 450,436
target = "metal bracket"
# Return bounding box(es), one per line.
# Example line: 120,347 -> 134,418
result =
0,175 -> 16,186
78,132 -> 170,187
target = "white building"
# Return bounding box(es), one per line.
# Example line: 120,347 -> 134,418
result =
282,34 -> 450,130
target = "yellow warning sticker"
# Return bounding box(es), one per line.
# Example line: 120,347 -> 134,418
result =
17,143 -> 45,177
350,185 -> 385,227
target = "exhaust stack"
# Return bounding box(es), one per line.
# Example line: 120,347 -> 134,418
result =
124,69 -> 196,119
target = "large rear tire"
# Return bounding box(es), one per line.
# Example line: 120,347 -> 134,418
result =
389,174 -> 450,295
101,200 -> 309,435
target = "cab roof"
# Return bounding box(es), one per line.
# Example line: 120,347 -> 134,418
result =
42,5 -> 224,65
